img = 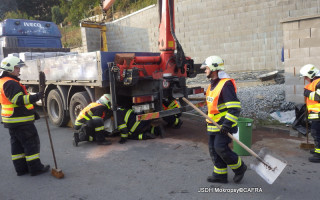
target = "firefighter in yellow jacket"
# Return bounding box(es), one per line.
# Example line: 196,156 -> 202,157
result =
300,64 -> 320,163
162,97 -> 183,129
73,94 -> 113,146
201,56 -> 247,183
0,56 -> 49,176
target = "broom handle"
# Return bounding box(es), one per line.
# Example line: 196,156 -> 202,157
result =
41,98 -> 58,169
182,97 -> 263,160
39,71 -> 58,169
305,97 -> 309,143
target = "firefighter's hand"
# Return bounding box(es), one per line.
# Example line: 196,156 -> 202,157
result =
36,92 -> 44,100
220,125 -> 231,135
119,138 -> 127,144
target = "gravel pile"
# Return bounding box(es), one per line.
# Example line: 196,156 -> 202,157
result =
237,84 -> 289,120
187,70 -> 293,121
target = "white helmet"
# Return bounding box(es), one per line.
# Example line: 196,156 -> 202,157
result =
0,56 -> 25,73
200,56 -> 224,71
97,94 -> 111,108
300,64 -> 319,79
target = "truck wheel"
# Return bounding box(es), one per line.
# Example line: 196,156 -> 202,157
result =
69,91 -> 91,127
47,89 -> 69,127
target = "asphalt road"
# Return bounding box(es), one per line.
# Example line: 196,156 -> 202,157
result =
0,110 -> 319,200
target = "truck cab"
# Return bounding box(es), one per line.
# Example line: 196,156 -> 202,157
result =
0,19 -> 63,59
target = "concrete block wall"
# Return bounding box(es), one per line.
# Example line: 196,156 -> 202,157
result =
99,0 -> 320,75
81,27 -> 101,52
105,5 -> 159,52
282,15 -> 320,103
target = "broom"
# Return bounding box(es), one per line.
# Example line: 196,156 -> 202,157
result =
39,71 -> 64,179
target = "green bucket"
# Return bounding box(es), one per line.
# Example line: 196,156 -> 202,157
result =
232,117 -> 253,156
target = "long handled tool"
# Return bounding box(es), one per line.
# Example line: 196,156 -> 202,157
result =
182,97 -> 287,184
39,71 -> 64,179
300,98 -> 315,150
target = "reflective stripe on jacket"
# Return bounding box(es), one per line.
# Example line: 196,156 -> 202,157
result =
162,100 -> 181,110
305,78 -> 320,120
0,77 -> 35,123
74,102 -> 105,126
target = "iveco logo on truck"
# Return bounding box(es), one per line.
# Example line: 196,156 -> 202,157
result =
23,22 -> 42,28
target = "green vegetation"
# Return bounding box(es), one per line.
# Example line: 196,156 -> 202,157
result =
60,26 -> 82,48
1,0 -> 157,48
1,0 -> 157,25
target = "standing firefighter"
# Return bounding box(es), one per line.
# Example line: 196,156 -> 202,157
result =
300,64 -> 320,163
117,108 -> 161,144
0,56 -> 49,176
73,94 -> 113,146
201,56 -> 247,183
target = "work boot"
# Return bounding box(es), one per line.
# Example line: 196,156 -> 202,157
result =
173,120 -> 183,129
233,164 -> 247,183
30,165 -> 50,176
145,132 -> 156,139
97,139 -> 112,145
17,170 -> 29,176
73,132 -> 80,147
207,174 -> 228,183
308,154 -> 320,163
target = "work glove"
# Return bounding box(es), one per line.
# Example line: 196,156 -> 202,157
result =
34,111 -> 40,120
119,137 -> 127,144
220,125 -> 231,135
36,92 -> 45,100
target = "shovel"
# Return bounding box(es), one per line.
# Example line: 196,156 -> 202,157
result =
182,97 -> 287,184
39,71 -> 64,179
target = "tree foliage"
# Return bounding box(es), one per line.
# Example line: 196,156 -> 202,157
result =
0,0 -> 17,21
3,11 -> 33,20
52,6 -> 63,25
2,0 -> 157,25
67,0 -> 101,25
16,0 -> 60,21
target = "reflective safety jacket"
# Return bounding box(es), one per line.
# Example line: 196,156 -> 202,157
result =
0,76 -> 38,128
206,78 -> 241,133
162,99 -> 181,110
74,102 -> 112,132
304,78 -> 320,120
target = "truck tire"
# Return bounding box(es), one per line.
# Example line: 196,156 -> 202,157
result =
47,89 -> 69,127
69,91 -> 91,127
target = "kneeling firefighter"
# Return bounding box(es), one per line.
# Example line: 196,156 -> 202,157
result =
73,94 -> 113,146
162,97 -> 183,129
117,108 -> 162,144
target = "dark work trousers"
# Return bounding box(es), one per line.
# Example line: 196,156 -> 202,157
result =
208,132 -> 243,176
8,124 -> 44,174
129,120 -> 151,140
78,119 -> 106,143
311,121 -> 320,149
163,114 -> 181,127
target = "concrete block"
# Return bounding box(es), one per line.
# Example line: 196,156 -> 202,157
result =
311,28 -> 320,38
289,29 -> 311,40
283,21 -> 299,31
300,38 -> 320,48
303,57 -> 320,66
290,48 -> 310,58
284,39 -> 299,49
310,47 -> 320,57
300,18 -> 320,29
